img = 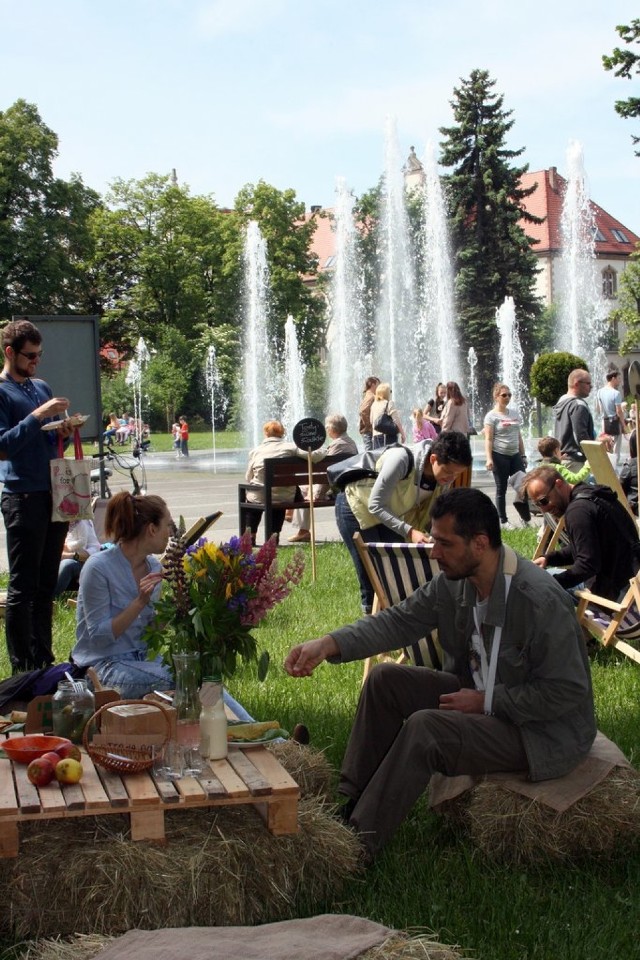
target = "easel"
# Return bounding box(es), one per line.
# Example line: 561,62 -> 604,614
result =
292,417 -> 327,584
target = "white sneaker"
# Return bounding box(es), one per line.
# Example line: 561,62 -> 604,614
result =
501,521 -> 515,531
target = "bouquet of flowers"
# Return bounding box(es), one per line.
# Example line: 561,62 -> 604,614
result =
144,528 -> 305,679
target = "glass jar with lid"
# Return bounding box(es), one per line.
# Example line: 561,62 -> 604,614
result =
52,680 -> 95,744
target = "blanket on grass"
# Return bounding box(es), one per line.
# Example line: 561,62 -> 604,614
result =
96,915 -> 391,960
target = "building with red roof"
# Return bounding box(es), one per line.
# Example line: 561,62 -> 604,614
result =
307,164 -> 638,307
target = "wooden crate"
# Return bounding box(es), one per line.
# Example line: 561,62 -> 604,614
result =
0,735 -> 299,858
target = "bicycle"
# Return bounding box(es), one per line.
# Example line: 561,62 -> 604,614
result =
90,437 -> 150,498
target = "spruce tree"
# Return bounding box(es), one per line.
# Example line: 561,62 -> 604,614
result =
439,70 -> 542,404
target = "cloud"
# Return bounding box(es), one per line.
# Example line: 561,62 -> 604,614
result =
195,0 -> 287,38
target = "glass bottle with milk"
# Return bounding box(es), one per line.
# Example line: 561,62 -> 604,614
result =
199,676 -> 228,760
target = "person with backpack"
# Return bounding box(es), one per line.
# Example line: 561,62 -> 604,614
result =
335,432 -> 472,614
522,465 -> 639,601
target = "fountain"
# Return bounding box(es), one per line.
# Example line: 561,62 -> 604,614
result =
327,176 -> 367,424
420,142 -> 461,389
495,297 -> 527,410
467,348 -> 478,429
242,221 -> 275,448
375,116 -> 419,419
282,315 -> 306,431
125,337 -> 150,444
205,345 -> 227,473
557,141 -> 607,366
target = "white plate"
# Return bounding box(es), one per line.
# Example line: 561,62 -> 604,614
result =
41,414 -> 90,432
228,736 -> 288,749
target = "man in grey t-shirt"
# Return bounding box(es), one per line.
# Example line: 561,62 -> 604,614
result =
596,368 -> 626,464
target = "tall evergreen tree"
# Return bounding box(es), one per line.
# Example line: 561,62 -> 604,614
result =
439,70 -> 542,402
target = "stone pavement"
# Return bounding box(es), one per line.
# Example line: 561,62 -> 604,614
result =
0,449 -> 531,571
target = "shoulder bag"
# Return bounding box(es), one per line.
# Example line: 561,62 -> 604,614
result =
374,402 -> 399,438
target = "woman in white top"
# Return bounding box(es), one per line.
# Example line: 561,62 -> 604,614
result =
370,382 -> 406,449
484,383 -> 528,528
441,381 -> 470,435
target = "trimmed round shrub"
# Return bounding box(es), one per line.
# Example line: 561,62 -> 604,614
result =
530,351 -> 588,408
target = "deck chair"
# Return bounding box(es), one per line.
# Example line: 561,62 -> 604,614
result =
532,514 -> 567,561
580,439 -> 636,522
576,574 -> 640,666
353,533 -> 442,683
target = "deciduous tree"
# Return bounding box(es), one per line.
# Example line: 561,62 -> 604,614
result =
0,99 -> 100,318
233,181 -> 323,363
603,20 -> 640,155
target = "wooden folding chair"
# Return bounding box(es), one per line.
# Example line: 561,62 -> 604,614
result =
580,439 -> 636,522
353,533 -> 442,683
576,574 -> 640,666
532,515 -> 567,561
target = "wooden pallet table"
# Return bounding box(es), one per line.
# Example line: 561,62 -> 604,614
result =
0,734 -> 299,858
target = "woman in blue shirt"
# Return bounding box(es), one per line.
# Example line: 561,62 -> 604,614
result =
72,492 -> 175,698
72,492 -> 250,722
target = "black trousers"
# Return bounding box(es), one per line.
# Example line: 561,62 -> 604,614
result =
1,490 -> 68,672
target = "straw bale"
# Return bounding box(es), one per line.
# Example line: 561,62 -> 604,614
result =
15,929 -> 469,960
440,766 -> 640,864
0,798 -> 362,941
267,741 -> 335,800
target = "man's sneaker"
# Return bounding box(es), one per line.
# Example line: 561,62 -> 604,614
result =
501,521 -> 515,531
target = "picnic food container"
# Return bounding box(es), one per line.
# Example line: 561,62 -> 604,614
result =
52,680 -> 95,743
3,734 -> 72,764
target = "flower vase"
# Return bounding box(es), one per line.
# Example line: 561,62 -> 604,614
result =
172,651 -> 203,777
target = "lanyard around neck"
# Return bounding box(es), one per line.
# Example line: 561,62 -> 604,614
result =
472,574 -> 512,715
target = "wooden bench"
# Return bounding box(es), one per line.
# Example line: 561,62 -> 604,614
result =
0,729 -> 299,858
238,453 -> 351,540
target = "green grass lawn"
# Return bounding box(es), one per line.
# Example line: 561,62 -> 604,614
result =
2,530 -> 640,959
144,428 -> 245,453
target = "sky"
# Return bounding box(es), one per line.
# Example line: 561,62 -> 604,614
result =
1,1 -> 639,231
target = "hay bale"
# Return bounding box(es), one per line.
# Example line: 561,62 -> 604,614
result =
15,929 -> 469,960
440,766 -> 640,864
0,798 -> 362,941
267,741 -> 335,801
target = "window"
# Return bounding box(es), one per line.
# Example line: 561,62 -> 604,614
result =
324,256 -> 336,269
611,228 -> 629,243
593,228 -> 606,242
602,267 -> 617,299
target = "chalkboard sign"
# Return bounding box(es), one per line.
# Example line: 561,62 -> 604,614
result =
293,417 -> 326,451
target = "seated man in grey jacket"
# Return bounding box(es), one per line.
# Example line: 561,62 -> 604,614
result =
284,488 -> 596,863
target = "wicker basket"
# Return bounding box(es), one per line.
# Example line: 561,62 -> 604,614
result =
83,699 -> 172,774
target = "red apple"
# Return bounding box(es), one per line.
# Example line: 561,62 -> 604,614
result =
40,751 -> 62,769
27,757 -> 55,786
56,742 -> 82,761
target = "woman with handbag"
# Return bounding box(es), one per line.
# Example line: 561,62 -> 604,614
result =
334,431 -> 472,614
370,382 -> 406,449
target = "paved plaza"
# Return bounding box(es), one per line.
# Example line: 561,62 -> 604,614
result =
0,447 -> 528,572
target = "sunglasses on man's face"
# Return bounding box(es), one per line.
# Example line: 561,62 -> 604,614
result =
18,350 -> 43,361
532,482 -> 556,508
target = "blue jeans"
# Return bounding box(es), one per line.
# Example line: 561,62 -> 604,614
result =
1,490 -> 68,672
335,491 -> 405,612
55,558 -> 83,596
